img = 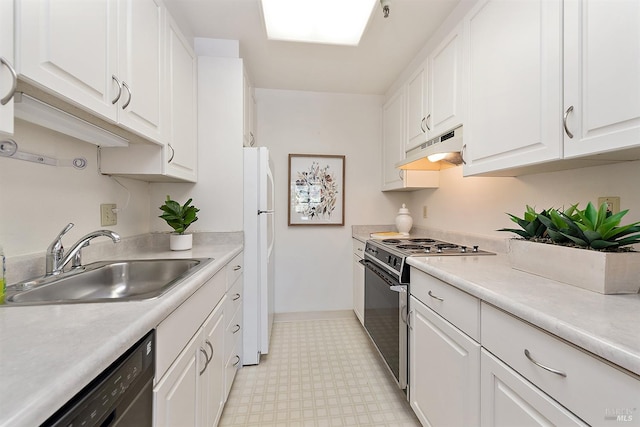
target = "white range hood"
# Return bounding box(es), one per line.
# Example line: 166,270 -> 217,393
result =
396,126 -> 463,171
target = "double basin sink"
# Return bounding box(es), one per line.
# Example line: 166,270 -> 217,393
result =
4,258 -> 213,305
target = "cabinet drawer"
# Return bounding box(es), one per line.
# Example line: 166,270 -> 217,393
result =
482,303 -> 640,426
224,345 -> 242,400
225,277 -> 243,328
410,270 -> 480,340
156,271 -> 226,382
352,239 -> 365,258
226,253 -> 243,291
225,304 -> 243,362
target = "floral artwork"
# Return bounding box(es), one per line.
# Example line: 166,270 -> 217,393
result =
288,155 -> 345,225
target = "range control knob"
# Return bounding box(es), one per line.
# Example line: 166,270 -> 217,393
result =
461,246 -> 467,253
473,245 -> 479,252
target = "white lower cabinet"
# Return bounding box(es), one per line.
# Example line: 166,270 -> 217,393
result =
352,239 -> 365,326
482,303 -> 640,427
481,349 -> 586,427
409,294 -> 480,427
154,254 -> 244,427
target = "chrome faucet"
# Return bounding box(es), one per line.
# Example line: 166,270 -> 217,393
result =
45,223 -> 121,276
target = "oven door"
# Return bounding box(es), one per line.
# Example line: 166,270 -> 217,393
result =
360,258 -> 407,390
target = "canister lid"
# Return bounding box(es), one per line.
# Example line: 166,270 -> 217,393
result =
398,204 -> 410,214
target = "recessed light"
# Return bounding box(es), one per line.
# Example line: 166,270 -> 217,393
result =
261,0 -> 377,46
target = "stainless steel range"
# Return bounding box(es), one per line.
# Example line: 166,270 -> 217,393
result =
360,237 -> 494,391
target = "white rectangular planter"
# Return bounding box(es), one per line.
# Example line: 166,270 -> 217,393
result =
508,239 -> 640,294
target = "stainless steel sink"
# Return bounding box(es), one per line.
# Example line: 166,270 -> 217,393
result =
4,258 -> 212,305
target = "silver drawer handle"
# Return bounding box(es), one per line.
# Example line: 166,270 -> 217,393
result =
199,348 -> 209,375
167,143 -> 175,163
205,339 -> 214,362
425,114 -> 431,131
524,349 -> 567,378
428,290 -> 444,302
111,75 -> 122,104
420,117 -> 427,133
0,57 -> 17,106
232,355 -> 241,366
407,310 -> 413,330
357,247 -> 363,252
232,293 -> 241,301
232,324 -> 241,334
121,81 -> 132,109
563,105 -> 574,139
233,265 -> 242,271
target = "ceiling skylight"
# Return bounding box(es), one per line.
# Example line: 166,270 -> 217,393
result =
261,0 -> 377,46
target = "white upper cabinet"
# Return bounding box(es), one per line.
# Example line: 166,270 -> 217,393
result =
115,0 -> 164,143
17,0 -> 118,120
16,0 -> 164,144
405,64 -> 428,150
427,23 -> 464,139
405,24 -> 463,151
462,0 -> 563,176
243,69 -> 256,147
383,87 -> 439,191
382,88 -> 406,190
0,0 -> 15,135
165,12 -> 197,181
563,0 -> 640,158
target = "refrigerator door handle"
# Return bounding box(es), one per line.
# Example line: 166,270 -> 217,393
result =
258,210 -> 274,215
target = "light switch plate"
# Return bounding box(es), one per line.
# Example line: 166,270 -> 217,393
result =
101,203 -> 117,226
597,197 -> 620,214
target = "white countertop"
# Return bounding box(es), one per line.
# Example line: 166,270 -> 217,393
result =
0,242 -> 243,427
407,254 -> 640,377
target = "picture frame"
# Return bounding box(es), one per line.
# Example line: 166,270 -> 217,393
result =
288,154 -> 345,226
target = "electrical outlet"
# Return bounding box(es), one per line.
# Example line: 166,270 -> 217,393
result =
423,205 -> 428,219
597,196 -> 620,214
101,203 -> 117,226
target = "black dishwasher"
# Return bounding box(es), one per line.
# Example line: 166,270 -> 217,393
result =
42,330 -> 155,427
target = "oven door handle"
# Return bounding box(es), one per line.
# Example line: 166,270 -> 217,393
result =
359,259 -> 407,292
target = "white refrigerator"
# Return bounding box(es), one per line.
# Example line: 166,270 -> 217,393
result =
243,147 -> 275,365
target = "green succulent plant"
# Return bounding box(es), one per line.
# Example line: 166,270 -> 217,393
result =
497,205 -> 549,239
550,202 -> 640,250
536,204 -> 580,244
159,196 -> 199,234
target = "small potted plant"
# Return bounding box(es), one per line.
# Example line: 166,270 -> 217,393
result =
499,202 -> 640,294
159,195 -> 199,250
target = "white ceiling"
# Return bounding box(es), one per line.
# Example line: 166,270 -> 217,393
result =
164,0 -> 461,95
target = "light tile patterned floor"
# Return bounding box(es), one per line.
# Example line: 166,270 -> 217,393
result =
220,316 -> 421,427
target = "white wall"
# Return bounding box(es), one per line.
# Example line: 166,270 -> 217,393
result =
0,120 -> 150,257
407,160 -> 640,239
256,89 -> 408,314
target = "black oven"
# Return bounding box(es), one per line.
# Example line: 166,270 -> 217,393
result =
360,256 -> 408,390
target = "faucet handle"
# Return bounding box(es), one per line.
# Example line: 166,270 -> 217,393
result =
48,223 -> 74,252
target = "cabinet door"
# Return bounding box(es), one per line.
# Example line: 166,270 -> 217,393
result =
117,0 -> 164,143
563,0 -> 640,158
17,0 -> 118,120
352,253 -> 364,326
463,0 -> 562,176
481,350 -> 587,427
409,296 -> 480,427
243,69 -> 255,147
382,88 -> 405,190
406,64 -> 428,150
201,304 -> 225,427
0,0 -> 14,135
166,13 -> 197,181
428,24 -> 463,137
154,331 -> 203,427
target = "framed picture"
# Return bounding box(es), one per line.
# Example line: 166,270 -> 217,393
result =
288,154 -> 345,226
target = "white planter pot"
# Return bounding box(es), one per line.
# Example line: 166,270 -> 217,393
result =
170,233 -> 192,251
508,239 -> 640,294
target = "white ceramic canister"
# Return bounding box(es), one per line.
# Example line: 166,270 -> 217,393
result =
395,204 -> 413,235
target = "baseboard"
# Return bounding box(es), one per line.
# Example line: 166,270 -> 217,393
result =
274,310 -> 355,323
